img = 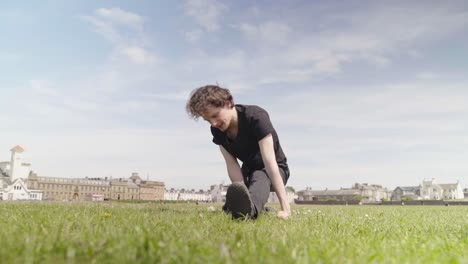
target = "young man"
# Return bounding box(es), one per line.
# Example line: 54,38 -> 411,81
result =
186,85 -> 290,220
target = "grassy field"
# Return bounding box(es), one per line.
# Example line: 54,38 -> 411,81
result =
0,202 -> 467,264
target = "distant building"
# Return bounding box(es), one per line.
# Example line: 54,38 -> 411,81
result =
0,145 -> 43,201
391,186 -> 421,201
164,188 -> 180,201
297,187 -> 361,202
0,146 -> 164,201
0,145 -> 32,181
163,188 -> 211,201
209,183 -> 229,203
179,189 -> 211,201
27,173 -> 164,201
392,179 -> 465,201
208,183 -> 297,204
420,178 -> 464,200
267,190 -> 297,204
297,183 -> 391,202
350,183 -> 392,202
0,177 -> 43,201
135,173 -> 165,201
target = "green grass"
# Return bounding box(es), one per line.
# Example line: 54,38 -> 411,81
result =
0,202 -> 467,264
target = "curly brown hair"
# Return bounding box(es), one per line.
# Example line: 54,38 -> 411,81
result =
186,85 -> 234,120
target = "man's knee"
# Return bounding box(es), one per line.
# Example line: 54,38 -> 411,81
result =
249,168 -> 287,190
249,170 -> 271,185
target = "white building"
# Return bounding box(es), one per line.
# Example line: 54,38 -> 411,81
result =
0,178 -> 42,201
298,183 -> 391,202
391,186 -> 421,201
164,188 -> 211,201
210,183 -> 298,204
352,183 -> 392,202
421,178 -> 464,200
267,190 -> 297,204
164,188 -> 180,201
210,184 -> 229,203
0,145 -> 32,181
179,189 -> 211,201
268,190 -> 297,203
0,146 -> 43,201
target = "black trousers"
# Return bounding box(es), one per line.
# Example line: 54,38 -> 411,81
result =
242,166 -> 289,215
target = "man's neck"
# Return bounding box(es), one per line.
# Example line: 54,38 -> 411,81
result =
226,107 -> 238,139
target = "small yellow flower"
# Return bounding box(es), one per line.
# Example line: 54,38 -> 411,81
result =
104,212 -> 111,218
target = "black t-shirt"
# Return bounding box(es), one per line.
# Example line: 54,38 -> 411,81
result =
211,104 -> 289,176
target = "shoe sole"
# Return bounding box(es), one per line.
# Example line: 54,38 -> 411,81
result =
225,183 -> 252,219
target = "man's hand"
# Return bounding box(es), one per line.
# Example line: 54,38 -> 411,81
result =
277,210 -> 290,219
277,202 -> 291,219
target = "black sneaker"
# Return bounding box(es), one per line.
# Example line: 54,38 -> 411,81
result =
225,182 -> 254,219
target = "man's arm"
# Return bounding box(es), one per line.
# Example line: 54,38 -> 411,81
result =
258,134 -> 291,219
219,146 -> 244,183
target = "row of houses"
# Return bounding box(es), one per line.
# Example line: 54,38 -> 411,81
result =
164,188 -> 211,201
297,180 -> 467,202
296,183 -> 392,202
2,145 -> 466,203
163,184 -> 297,204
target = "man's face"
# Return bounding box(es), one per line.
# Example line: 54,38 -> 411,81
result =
201,103 -> 232,131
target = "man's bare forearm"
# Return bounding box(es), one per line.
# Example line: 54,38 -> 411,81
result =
226,162 -> 244,183
220,146 -> 244,183
264,160 -> 290,212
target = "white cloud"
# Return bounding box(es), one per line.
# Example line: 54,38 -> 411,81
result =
24,80 -> 100,118
146,90 -> 191,101
119,46 -> 157,65
0,51 -> 22,64
275,81 -> 468,130
30,80 -> 59,97
82,7 -> 153,60
95,7 -> 143,29
239,21 -> 291,46
82,14 -> 122,43
227,3 -> 468,84
184,29 -> 203,44
313,53 -> 350,73
183,0 -> 227,32
80,7 -> 161,93
416,72 -> 438,80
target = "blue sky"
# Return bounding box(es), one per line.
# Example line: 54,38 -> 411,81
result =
1,0 -> 468,191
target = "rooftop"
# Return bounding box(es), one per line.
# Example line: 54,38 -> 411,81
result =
10,145 -> 24,153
